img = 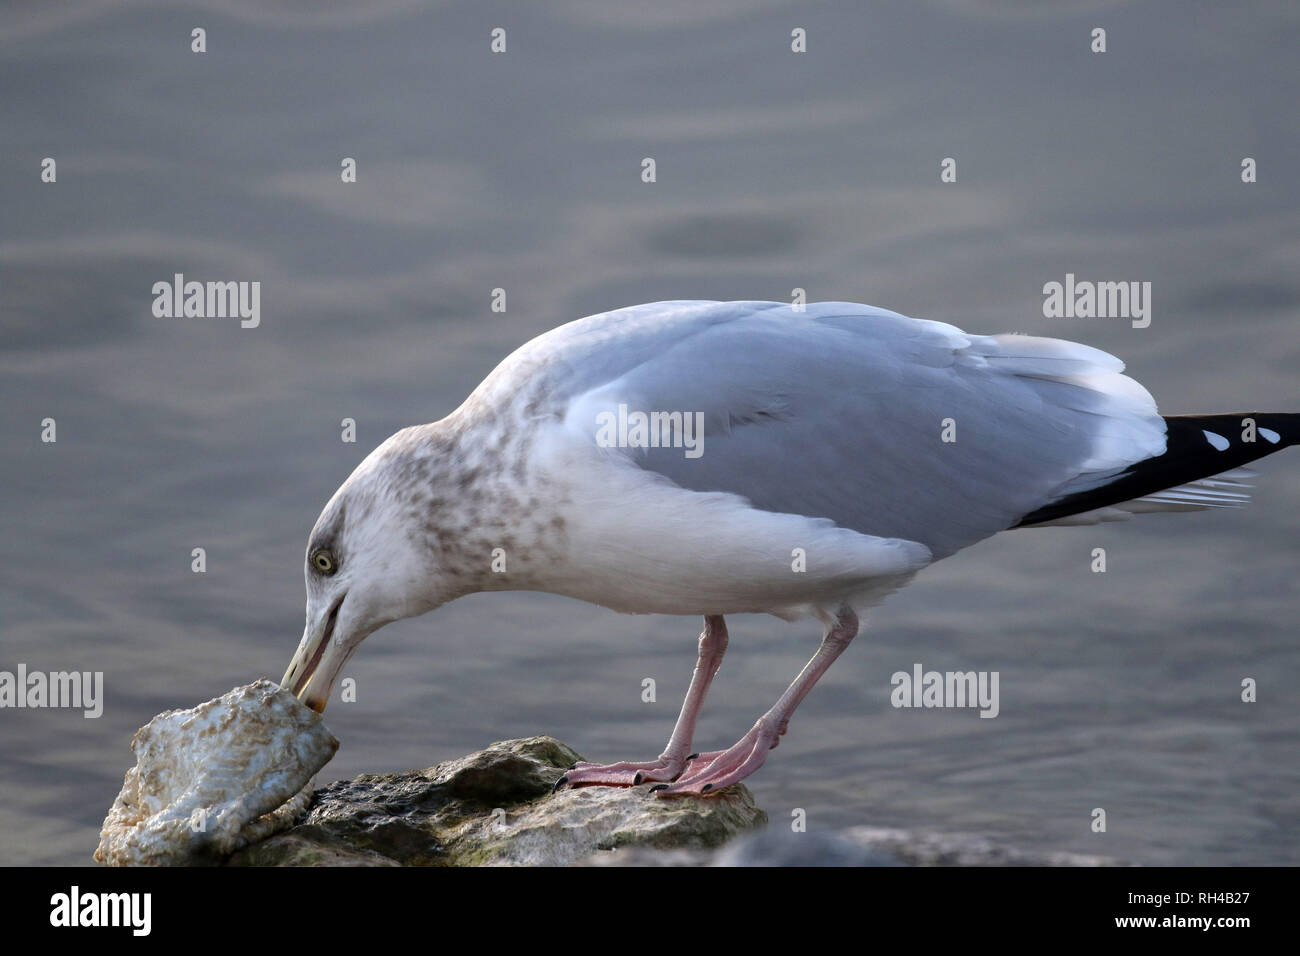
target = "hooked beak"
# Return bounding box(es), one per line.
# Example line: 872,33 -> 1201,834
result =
280,593 -> 350,713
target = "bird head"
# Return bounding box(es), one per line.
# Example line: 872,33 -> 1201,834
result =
280,432 -> 457,712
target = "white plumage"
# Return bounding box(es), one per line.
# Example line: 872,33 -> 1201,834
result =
280,300 -> 1295,794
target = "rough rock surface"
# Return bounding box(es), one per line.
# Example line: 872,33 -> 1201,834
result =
107,722 -> 1124,867
228,735 -> 767,866
95,680 -> 338,866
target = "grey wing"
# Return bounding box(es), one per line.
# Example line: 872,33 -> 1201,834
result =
562,301 -> 1165,559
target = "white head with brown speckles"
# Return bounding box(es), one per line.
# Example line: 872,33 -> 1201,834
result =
280,426 -> 479,712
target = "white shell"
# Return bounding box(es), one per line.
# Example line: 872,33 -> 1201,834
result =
95,680 -> 338,866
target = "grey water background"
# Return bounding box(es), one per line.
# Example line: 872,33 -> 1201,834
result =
2,1 -> 1298,867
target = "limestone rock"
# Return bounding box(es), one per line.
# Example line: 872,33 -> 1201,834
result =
95,679 -> 338,866
229,735 -> 767,866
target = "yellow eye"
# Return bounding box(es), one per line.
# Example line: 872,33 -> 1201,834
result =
310,548 -> 338,575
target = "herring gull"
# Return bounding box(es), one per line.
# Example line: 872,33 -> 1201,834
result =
280,300 -> 1297,794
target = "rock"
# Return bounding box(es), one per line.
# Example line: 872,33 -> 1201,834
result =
112,723 -> 1118,867
228,735 -> 768,866
227,834 -> 400,867
95,680 -> 338,866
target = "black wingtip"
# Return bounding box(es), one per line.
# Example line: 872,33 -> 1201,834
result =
1016,412 -> 1300,527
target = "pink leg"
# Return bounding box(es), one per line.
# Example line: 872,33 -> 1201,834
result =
556,616 -> 729,789
651,606 -> 859,796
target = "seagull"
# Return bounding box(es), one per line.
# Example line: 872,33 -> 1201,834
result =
280,300 -> 1296,795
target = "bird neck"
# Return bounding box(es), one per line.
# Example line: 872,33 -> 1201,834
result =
404,396 -> 569,598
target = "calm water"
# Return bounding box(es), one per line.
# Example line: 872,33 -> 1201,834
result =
3,1 -> 1298,866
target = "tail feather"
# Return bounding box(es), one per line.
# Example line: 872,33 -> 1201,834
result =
1015,412 -> 1299,527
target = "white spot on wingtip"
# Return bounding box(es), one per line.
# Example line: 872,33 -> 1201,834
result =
1202,430 -> 1230,451
1259,427 -> 1281,444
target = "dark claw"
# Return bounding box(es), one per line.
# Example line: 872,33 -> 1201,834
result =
553,775 -> 569,792
701,784 -> 713,793
686,753 -> 699,761
633,772 -> 643,785
648,784 -> 669,793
